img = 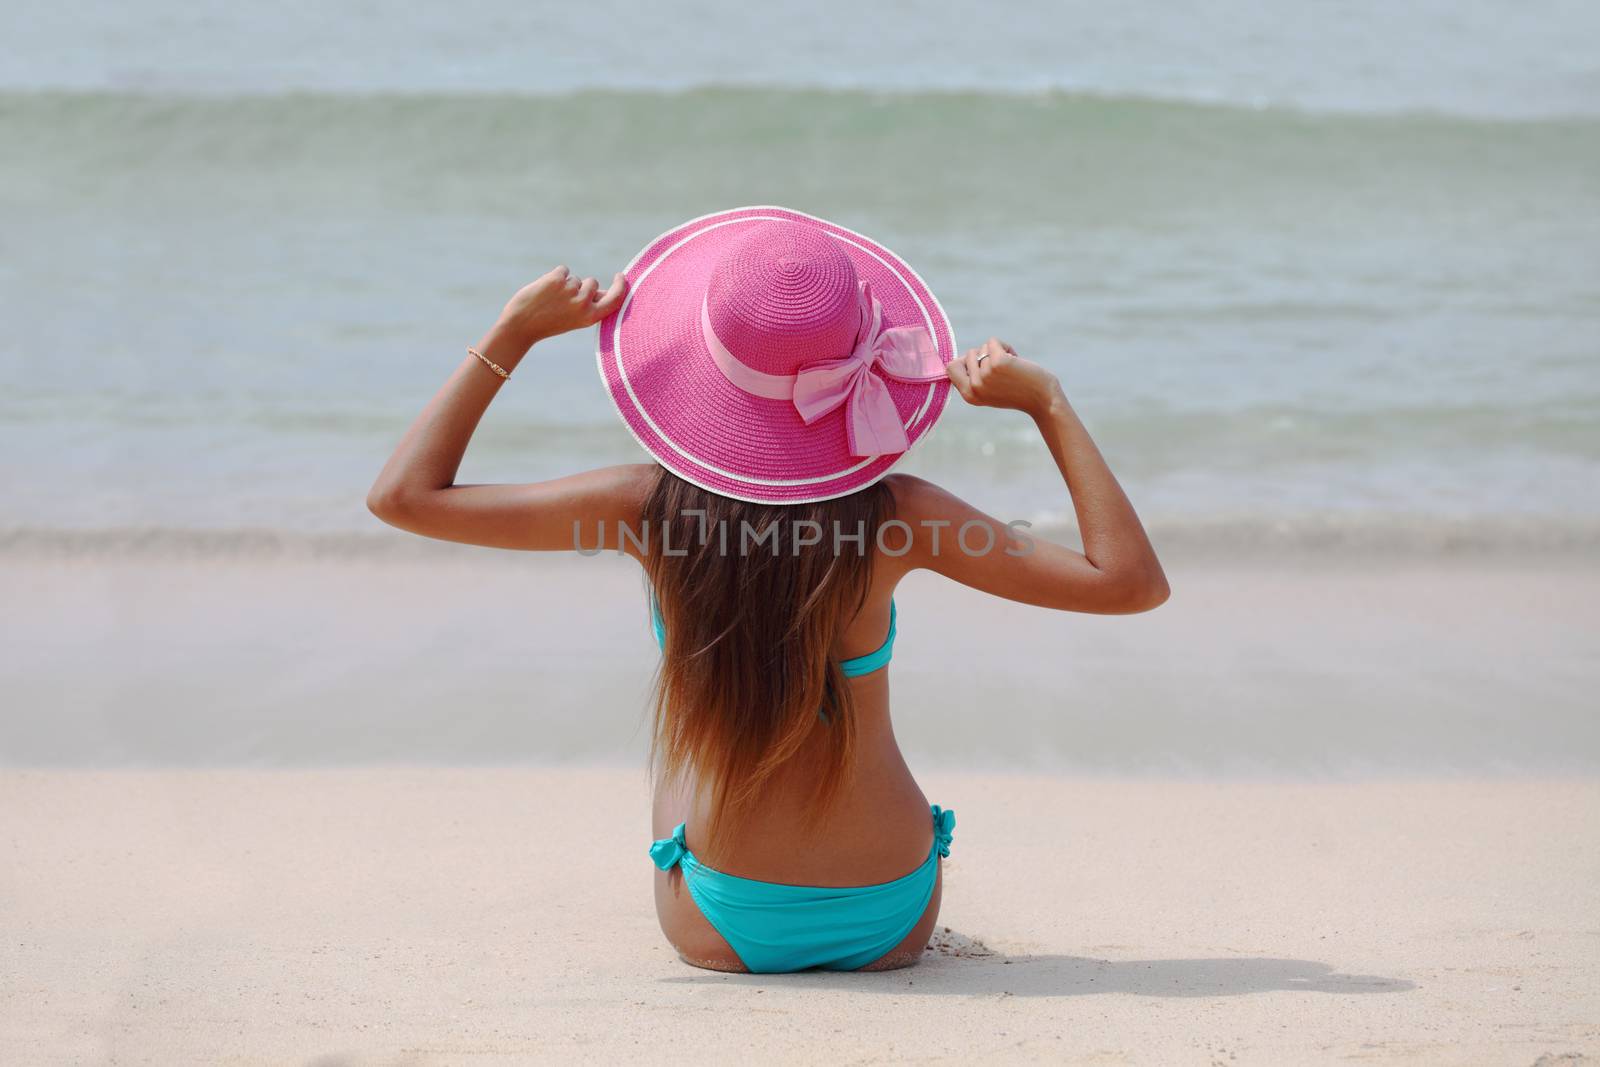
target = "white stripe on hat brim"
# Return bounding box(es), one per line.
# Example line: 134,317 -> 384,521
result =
593,205 -> 956,505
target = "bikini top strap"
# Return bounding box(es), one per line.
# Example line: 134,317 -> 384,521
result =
838,598 -> 897,677
652,591 -> 902,659
649,592 -> 896,669
649,593 -> 666,648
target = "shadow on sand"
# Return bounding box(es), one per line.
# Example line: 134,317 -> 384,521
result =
659,929 -> 1417,997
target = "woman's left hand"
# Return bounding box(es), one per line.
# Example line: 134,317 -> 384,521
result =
496,266 -> 628,348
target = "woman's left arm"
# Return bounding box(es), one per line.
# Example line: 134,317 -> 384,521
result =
366,266 -> 652,553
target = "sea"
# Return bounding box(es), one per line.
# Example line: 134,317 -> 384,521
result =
2,3 -> 1599,771
3,0 -> 1598,559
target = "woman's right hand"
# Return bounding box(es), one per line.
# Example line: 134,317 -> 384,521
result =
945,338 -> 1063,418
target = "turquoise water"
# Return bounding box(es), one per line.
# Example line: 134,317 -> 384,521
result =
3,4 -> 1599,771
3,2 -> 1599,556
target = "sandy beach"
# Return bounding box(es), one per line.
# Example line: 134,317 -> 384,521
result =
3,768 -> 1596,1065
4,547 -> 1599,1062
8,2 -> 1600,1062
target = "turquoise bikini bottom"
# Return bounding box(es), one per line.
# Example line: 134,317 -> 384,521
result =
649,804 -> 955,973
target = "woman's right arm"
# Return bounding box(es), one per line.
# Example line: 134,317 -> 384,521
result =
890,339 -> 1169,614
365,265 -> 657,557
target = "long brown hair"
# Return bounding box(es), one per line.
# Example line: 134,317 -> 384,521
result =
641,466 -> 892,852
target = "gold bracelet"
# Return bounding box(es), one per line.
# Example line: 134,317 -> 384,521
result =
467,346 -> 511,380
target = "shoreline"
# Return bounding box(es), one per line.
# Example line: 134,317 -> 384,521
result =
7,520 -> 1600,564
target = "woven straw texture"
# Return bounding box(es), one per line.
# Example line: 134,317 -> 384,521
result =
595,206 -> 955,504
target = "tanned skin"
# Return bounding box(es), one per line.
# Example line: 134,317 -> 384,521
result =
369,265 -> 1168,971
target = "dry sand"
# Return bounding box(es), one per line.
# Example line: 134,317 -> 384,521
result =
2,768 -> 1596,1065
4,548 -> 1598,1061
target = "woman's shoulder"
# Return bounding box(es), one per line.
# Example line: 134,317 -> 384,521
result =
877,473 -> 977,572
583,463 -> 659,507
878,472 -> 1035,577
882,472 -> 966,522
611,463 -> 661,495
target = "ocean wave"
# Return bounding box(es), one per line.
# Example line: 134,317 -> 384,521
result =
5,85 -> 1598,127
12,0 -> 1598,121
6,88 -> 1591,215
8,399 -> 1593,461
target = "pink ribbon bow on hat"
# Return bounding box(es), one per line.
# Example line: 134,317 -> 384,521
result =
791,282 -> 946,458
701,281 -> 947,459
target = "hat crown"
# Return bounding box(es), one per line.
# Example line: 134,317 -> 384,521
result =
704,222 -> 862,377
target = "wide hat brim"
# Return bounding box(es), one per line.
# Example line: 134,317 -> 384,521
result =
595,206 -> 956,505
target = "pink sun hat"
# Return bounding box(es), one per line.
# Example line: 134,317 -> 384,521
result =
595,206 -> 957,505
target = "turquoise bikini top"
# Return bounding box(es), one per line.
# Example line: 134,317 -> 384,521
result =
649,597 -> 896,678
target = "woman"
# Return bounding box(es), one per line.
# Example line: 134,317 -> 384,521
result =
367,207 -> 1168,974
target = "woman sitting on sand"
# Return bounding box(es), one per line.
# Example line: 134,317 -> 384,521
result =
367,207 -> 1168,973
